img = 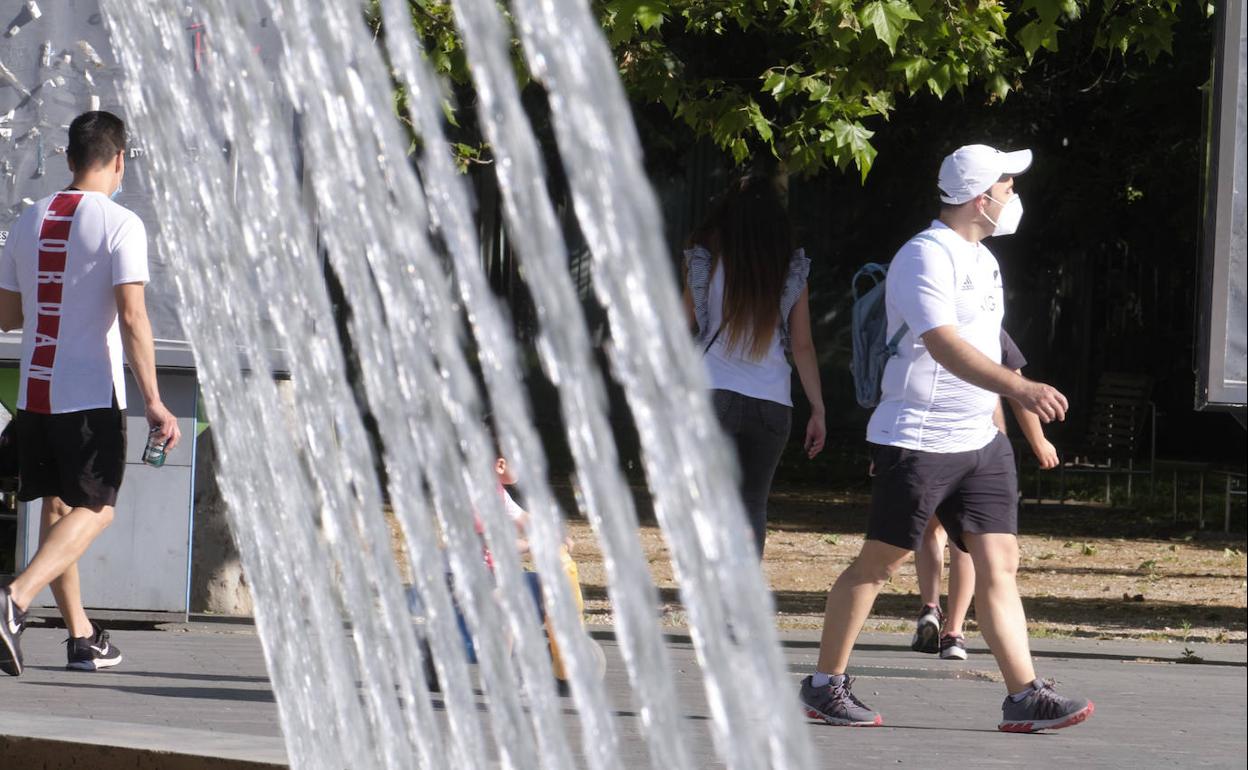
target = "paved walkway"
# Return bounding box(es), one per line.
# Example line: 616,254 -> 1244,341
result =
1,621 -> 1244,768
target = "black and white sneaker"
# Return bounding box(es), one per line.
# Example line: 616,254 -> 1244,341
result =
910,604 -> 943,654
939,633 -> 968,660
1,587 -> 27,676
65,622 -> 123,671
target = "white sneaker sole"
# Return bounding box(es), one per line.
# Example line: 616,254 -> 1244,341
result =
0,641 -> 20,676
67,654 -> 123,671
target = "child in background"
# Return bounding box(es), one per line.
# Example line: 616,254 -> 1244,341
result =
912,329 -> 1059,660
491,451 -> 603,686
410,437 -> 604,692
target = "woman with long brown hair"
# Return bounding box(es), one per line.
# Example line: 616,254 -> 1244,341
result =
683,175 -> 825,558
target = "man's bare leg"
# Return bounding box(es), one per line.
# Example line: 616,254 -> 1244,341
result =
963,532 -> 1035,692
6,503 -> 114,617
815,539 -> 912,674
38,497 -> 95,638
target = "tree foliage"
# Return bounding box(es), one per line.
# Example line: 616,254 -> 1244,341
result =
395,0 -> 1190,178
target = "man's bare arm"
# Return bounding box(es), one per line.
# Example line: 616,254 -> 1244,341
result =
921,325 -> 1068,423
0,289 -> 22,331
115,282 -> 181,450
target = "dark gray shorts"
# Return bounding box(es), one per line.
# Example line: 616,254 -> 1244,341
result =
866,432 -> 1017,552
15,402 -> 127,509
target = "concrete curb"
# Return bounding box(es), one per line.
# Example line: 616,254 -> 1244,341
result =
0,710 -> 287,768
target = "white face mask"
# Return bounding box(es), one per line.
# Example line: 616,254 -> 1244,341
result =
983,193 -> 1023,236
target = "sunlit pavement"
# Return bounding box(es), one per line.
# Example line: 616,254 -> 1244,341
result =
1,623 -> 1244,768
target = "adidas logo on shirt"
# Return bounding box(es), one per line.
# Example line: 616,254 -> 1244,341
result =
960,275 -> 975,291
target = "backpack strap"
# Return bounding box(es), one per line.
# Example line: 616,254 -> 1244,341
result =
851,262 -> 889,301
886,322 -> 909,354
912,233 -> 957,268
702,324 -> 724,355
887,232 -> 956,354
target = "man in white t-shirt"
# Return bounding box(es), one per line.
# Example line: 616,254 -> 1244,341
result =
799,145 -> 1094,732
0,111 -> 181,677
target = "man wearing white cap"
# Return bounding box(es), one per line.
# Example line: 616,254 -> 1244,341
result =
799,144 -> 1094,732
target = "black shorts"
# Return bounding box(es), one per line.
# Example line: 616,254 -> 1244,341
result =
15,404 -> 127,509
866,432 -> 1017,552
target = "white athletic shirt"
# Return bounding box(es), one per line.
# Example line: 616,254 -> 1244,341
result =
866,220 -> 1004,452
0,190 -> 149,414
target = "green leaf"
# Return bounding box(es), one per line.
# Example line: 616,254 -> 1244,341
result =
859,1 -> 901,53
605,0 -> 669,45
926,62 -> 952,98
440,98 -> 460,128
831,119 -> 877,182
1016,19 -> 1060,59
864,91 -> 893,118
762,70 -> 785,94
1020,0 -> 1064,26
887,55 -> 928,90
884,0 -> 922,24
987,73 -> 1012,101
802,76 -> 832,102
746,100 -> 773,142
636,1 -> 670,31
857,0 -> 919,54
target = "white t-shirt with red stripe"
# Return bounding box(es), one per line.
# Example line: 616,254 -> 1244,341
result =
0,190 -> 149,414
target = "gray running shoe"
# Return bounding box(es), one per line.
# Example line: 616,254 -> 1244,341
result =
939,633 -> 968,660
910,604 -> 943,654
799,675 -> 883,726
999,679 -> 1094,733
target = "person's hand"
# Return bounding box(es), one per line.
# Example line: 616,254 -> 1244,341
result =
1014,380 -> 1069,423
804,412 -> 826,459
1032,439 -> 1059,470
146,400 -> 181,451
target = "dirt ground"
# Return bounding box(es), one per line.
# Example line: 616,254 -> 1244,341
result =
563,487 -> 1248,644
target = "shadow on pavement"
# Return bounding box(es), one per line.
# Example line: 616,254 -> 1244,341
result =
20,681 -> 276,703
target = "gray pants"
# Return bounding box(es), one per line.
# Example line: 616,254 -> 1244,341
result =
711,389 -> 792,558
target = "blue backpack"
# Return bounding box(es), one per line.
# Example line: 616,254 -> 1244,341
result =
850,263 -> 908,408
851,234 -> 955,407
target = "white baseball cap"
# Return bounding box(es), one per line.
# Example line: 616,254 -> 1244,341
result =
938,144 -> 1033,204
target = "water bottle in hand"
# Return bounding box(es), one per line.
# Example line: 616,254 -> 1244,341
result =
142,427 -> 169,467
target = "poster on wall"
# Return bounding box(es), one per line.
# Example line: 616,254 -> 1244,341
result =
1198,1 -> 1248,414
1198,0 -> 1248,413
1,0 -> 184,345
2,1 -> 290,368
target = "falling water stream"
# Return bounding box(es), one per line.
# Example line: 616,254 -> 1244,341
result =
97,1 -> 816,768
